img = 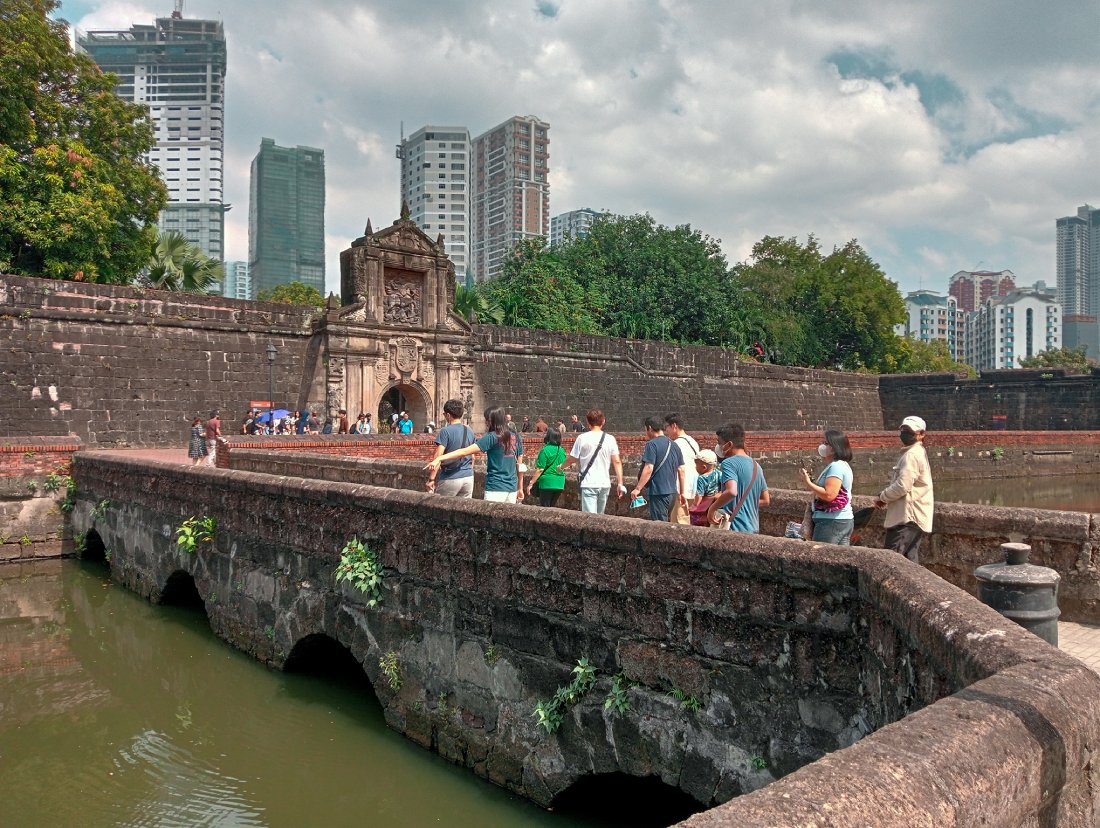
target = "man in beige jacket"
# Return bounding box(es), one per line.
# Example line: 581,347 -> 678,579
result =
874,415 -> 934,563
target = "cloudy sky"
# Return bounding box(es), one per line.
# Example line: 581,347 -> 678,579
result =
60,0 -> 1098,298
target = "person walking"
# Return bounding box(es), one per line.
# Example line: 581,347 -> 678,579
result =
706,423 -> 770,532
558,409 -> 625,514
427,399 -> 475,498
352,413 -> 371,435
798,429 -> 855,545
398,412 -> 414,434
874,416 -> 934,563
526,429 -> 567,507
630,417 -> 686,522
569,414 -> 585,433
664,413 -> 700,522
425,406 -> 524,503
520,416 -> 532,433
187,417 -> 207,466
337,409 -> 350,434
203,410 -> 221,467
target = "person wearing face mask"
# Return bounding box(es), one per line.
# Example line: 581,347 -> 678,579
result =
706,423 -> 770,532
798,430 -> 855,544
873,416 -> 934,563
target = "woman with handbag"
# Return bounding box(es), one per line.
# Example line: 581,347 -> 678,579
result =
526,429 -> 567,507
798,429 -> 855,545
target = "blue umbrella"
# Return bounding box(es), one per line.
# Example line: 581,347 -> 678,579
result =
256,408 -> 291,423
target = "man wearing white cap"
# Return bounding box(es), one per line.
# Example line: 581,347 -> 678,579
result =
874,415 -> 934,563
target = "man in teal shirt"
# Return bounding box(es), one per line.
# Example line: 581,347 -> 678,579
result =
706,423 -> 770,532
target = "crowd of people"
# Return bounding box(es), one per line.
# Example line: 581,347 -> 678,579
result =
424,400 -> 936,563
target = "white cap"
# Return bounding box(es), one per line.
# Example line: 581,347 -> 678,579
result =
901,415 -> 927,432
696,449 -> 719,466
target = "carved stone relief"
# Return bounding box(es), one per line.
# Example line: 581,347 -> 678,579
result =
393,337 -> 419,375
383,273 -> 422,325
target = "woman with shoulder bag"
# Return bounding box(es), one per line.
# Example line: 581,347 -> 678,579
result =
526,430 -> 567,507
798,429 -> 855,544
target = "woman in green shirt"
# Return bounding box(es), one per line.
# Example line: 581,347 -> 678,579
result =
526,429 -> 567,507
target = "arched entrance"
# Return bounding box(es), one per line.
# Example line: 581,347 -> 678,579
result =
377,382 -> 430,433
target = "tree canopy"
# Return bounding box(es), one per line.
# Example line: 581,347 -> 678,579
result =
1018,346 -> 1096,370
256,281 -> 326,308
0,0 -> 167,282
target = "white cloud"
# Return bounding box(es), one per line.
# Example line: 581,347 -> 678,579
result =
69,0 -> 1099,296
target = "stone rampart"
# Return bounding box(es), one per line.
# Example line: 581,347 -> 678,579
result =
0,274 -> 317,446
226,450 -> 1100,624
880,369 -> 1100,431
69,452 -> 1100,825
0,436 -> 80,559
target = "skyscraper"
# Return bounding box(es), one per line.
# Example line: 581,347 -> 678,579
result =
898,290 -> 966,362
550,208 -> 600,247
223,260 -> 251,301
248,138 -> 326,298
1057,205 -> 1100,358
397,126 -> 471,281
470,115 -> 550,281
77,10 -> 227,263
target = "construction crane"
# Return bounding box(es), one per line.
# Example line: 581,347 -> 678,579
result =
172,0 -> 183,18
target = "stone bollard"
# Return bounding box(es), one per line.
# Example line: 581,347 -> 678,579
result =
974,542 -> 1060,646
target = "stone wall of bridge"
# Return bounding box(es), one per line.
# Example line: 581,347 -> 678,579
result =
69,452 -> 1100,826
227,449 -> 1100,624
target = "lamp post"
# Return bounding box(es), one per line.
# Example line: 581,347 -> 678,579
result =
266,343 -> 277,434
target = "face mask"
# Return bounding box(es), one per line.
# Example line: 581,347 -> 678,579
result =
900,430 -> 918,446
713,443 -> 727,459
817,444 -> 829,459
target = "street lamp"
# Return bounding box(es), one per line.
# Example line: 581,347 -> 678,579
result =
266,343 -> 277,434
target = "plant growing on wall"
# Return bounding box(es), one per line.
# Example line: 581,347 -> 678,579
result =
604,672 -> 632,716
175,516 -> 216,554
59,477 -> 76,512
991,447 -> 1004,461
533,657 -> 597,735
334,537 -> 383,608
379,651 -> 401,691
91,499 -> 110,522
669,687 -> 701,713
72,531 -> 86,554
43,472 -> 64,493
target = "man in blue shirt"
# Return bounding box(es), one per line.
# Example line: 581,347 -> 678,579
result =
706,423 -> 770,532
427,399 -> 475,498
630,416 -> 686,521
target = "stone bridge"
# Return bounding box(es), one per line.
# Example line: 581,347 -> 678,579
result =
70,452 -> 1100,826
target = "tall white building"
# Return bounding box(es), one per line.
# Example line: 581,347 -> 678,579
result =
964,285 -> 1062,370
470,115 -> 550,281
550,208 -> 600,247
898,290 -> 965,362
397,126 -> 471,281
78,11 -> 227,263
1057,204 -> 1100,358
223,260 -> 250,300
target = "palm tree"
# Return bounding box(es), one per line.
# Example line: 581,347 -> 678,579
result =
453,284 -> 503,324
141,230 -> 223,293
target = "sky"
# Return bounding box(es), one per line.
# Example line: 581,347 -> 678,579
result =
59,0 -> 1099,298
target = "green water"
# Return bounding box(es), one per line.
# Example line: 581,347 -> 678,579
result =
0,561 -> 697,828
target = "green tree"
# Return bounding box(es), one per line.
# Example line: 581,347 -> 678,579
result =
256,280 -> 326,308
0,0 -> 167,282
141,230 -> 223,293
735,236 -> 905,370
453,283 -> 502,324
1018,346 -> 1096,370
882,336 -> 976,376
480,239 -> 603,333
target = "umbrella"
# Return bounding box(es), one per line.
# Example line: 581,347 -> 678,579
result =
256,408 -> 291,423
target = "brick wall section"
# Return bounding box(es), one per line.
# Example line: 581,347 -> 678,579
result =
71,452 -> 1100,826
0,274 -> 316,447
473,326 -> 884,432
880,368 -> 1100,430
0,437 -> 80,559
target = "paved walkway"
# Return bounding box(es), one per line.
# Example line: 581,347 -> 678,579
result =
1059,621 -> 1100,673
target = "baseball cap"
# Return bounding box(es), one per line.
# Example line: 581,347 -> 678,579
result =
696,449 -> 718,466
900,416 -> 927,432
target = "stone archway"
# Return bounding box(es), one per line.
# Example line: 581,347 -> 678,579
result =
378,380 -> 431,433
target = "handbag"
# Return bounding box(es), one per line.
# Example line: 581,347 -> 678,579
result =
688,496 -> 716,526
534,446 -> 564,490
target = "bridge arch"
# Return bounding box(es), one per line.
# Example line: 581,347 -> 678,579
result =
284,633 -> 380,703
550,772 -> 705,824
80,528 -> 107,563
160,569 -> 205,611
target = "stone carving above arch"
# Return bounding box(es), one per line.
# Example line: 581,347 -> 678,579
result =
383,272 -> 422,326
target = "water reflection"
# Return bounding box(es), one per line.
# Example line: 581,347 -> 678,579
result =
0,561 -> 697,828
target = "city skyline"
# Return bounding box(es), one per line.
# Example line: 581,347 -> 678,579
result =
61,0 -> 1099,298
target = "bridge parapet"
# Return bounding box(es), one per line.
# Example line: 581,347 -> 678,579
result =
70,452 -> 1100,826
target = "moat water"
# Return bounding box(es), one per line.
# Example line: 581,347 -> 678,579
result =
0,560 -> 698,828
